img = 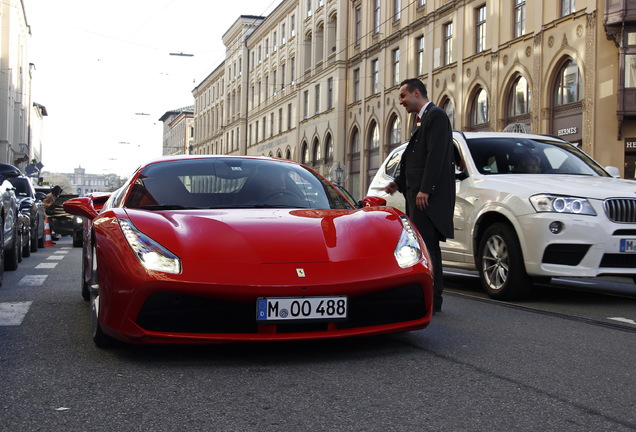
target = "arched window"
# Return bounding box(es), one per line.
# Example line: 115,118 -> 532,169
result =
350,127 -> 360,154
368,121 -> 380,149
301,141 -> 309,164
554,59 -> 582,106
312,137 -> 321,166
508,75 -> 531,117
388,115 -> 401,150
441,97 -> 455,129
324,134 -> 333,163
285,148 -> 292,160
470,88 -> 489,130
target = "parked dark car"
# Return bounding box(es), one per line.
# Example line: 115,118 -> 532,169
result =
0,163 -> 22,285
8,176 -> 46,252
46,193 -> 80,239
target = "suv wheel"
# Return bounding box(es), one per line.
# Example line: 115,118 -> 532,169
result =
477,222 -> 531,300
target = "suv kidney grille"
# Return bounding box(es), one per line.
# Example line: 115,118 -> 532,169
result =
604,199 -> 636,223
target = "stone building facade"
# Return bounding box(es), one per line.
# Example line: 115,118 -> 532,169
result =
192,0 -> 629,199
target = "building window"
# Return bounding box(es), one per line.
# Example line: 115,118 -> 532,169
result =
369,121 -> 380,149
442,98 -> 455,129
373,0 -> 381,34
315,84 -> 320,115
355,6 -> 362,45
372,59 -> 379,94
281,23 -> 286,45
416,36 -> 424,76
393,0 -> 401,21
279,108 -> 283,134
388,115 -> 401,150
287,103 -> 292,130
281,64 -> 286,90
471,88 -> 489,126
351,128 -> 360,153
270,113 -> 274,137
291,15 -> 296,38
303,90 -> 309,119
327,78 -> 334,109
554,59 -> 582,105
301,141 -> 309,164
418,0 -> 425,7
290,57 -> 296,84
273,32 -> 277,52
325,134 -> 333,163
353,68 -> 360,101
514,0 -> 526,39
443,23 -> 453,66
561,0 -> 575,16
508,75 -> 531,117
255,121 -> 259,142
312,138 -> 321,166
307,0 -> 312,17
392,48 -> 400,86
475,5 -> 486,54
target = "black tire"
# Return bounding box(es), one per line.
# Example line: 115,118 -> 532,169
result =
0,226 -> 4,287
477,222 -> 531,300
30,217 -> 39,253
5,224 -> 19,271
16,230 -> 23,263
89,244 -> 116,347
22,228 -> 31,258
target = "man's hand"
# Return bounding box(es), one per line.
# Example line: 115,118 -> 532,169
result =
384,181 -> 398,195
416,192 -> 430,211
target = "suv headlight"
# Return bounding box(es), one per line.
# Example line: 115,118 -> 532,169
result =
530,194 -> 596,216
118,219 -> 181,274
394,215 -> 423,268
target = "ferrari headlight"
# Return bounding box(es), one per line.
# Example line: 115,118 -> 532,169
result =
394,215 -> 422,268
118,219 -> 181,274
529,194 -> 596,216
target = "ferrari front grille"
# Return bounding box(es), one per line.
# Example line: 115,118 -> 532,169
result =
604,199 -> 636,223
136,284 -> 426,335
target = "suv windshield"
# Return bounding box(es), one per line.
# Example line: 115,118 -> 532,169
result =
466,137 -> 609,176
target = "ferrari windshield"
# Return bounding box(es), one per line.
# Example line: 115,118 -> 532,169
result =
124,158 -> 353,210
466,137 -> 610,176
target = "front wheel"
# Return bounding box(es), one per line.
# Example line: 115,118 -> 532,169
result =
477,223 -> 531,300
89,244 -> 116,348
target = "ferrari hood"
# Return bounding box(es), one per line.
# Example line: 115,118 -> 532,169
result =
124,208 -> 400,264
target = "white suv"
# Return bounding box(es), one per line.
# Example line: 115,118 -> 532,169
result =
367,131 -> 635,300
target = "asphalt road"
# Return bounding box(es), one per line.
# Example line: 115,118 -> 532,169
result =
1,238 -> 635,431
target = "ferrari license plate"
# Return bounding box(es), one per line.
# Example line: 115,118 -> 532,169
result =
257,296 -> 347,321
620,239 -> 636,253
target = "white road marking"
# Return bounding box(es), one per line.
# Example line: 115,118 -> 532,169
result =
47,255 -> 65,260
0,301 -> 33,326
54,250 -> 68,255
36,263 -> 58,269
19,275 -> 48,286
608,317 -> 636,326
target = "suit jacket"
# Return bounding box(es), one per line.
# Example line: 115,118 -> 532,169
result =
394,103 -> 455,240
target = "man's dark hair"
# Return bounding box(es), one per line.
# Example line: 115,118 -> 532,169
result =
400,78 -> 428,99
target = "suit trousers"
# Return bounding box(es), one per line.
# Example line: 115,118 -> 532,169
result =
412,210 -> 444,310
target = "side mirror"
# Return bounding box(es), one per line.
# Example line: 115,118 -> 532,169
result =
63,197 -> 99,220
0,163 -> 21,181
455,169 -> 469,181
363,196 -> 388,207
605,166 -> 620,178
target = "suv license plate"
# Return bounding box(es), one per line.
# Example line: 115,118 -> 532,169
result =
620,239 -> 636,253
257,296 -> 347,322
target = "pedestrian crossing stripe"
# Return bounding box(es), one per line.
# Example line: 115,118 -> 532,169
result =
0,301 -> 33,326
35,263 -> 58,269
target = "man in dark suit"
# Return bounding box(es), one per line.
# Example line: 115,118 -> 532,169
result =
384,78 -> 455,313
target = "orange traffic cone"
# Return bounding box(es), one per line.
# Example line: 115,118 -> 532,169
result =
44,217 -> 54,247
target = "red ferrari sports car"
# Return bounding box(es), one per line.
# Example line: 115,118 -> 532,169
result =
64,156 -> 433,346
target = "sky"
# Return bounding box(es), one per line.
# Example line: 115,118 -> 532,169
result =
26,0 -> 282,177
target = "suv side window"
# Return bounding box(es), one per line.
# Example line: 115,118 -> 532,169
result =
385,150 -> 403,179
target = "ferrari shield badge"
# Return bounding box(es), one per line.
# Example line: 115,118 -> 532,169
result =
296,268 -> 306,277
